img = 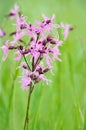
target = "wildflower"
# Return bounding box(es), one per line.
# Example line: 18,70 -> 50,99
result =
1,4 -> 70,88
6,3 -> 19,19
21,75 -> 31,89
61,22 -> 71,40
1,4 -> 71,130
36,14 -> 60,31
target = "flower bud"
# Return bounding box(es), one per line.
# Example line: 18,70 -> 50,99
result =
47,36 -> 52,42
42,40 -> 47,46
50,40 -> 56,44
10,31 -> 16,36
43,68 -> 49,73
8,46 -> 17,50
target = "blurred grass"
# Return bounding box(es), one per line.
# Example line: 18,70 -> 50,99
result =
0,0 -> 86,130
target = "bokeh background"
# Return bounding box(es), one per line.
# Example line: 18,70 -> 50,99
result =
0,0 -> 86,130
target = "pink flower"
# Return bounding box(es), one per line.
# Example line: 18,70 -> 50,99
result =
14,51 -> 22,61
20,69 -> 31,88
2,4 -> 70,89
37,74 -> 51,85
52,45 -> 61,61
15,14 -> 27,32
11,31 -> 28,45
36,14 -> 60,32
0,29 -> 6,37
61,23 -> 70,40
20,75 -> 31,89
1,41 -> 9,61
6,4 -> 19,19
11,4 -> 19,15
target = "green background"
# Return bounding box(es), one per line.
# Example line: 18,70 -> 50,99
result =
0,0 -> 86,130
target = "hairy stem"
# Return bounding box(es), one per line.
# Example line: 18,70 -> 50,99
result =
23,84 -> 32,130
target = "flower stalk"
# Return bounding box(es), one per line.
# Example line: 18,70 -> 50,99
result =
24,84 -> 33,130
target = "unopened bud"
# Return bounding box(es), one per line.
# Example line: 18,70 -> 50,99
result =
50,40 -> 56,44
42,40 -> 47,46
8,46 -> 17,50
47,36 -> 52,42
43,68 -> 49,73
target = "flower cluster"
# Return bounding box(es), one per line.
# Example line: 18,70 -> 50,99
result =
1,4 -> 71,89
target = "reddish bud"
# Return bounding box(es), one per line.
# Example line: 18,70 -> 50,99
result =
20,24 -> 27,29
69,26 -> 74,31
50,40 -> 56,44
46,20 -> 51,24
43,68 -> 49,73
5,13 -> 15,18
38,41 -> 41,44
8,46 -> 17,50
19,45 -> 23,50
10,31 -> 16,36
47,36 -> 52,42
22,65 -> 27,69
18,39 -> 25,43
42,40 -> 47,46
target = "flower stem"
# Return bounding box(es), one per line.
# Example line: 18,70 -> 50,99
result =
23,84 -> 32,130
23,54 -> 31,71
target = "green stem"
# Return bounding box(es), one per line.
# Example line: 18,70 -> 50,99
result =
23,84 -> 33,130
23,54 -> 31,71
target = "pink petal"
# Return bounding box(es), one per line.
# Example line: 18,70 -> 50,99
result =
14,51 -> 22,61
42,14 -> 48,21
20,76 -> 31,89
51,14 -> 55,21
64,24 -> 70,40
1,41 -> 9,61
39,74 -> 51,85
